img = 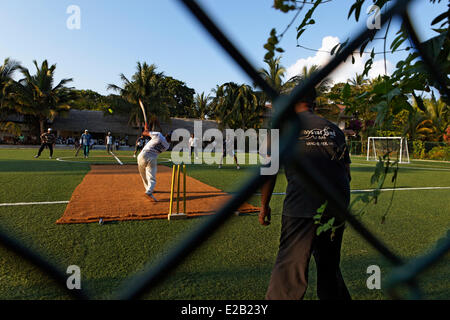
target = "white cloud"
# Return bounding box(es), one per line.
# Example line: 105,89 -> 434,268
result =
286,36 -> 393,84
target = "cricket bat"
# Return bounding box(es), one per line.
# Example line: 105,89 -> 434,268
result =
139,99 -> 149,131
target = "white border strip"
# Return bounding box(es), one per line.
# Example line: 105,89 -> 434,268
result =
351,154 -> 450,164
2,187 -> 448,207
265,186 -> 450,196
351,162 -> 450,171
56,157 -> 89,164
0,201 -> 69,207
351,186 -> 450,193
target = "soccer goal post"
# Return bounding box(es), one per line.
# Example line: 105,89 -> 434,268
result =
367,137 -> 410,164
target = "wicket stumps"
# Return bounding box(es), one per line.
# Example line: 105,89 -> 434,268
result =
168,163 -> 187,220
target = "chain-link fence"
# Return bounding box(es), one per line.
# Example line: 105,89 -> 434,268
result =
0,0 -> 449,300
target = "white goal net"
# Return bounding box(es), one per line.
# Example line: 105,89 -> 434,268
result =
367,137 -> 410,164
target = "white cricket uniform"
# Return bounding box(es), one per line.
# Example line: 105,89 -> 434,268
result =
224,138 -> 235,157
189,137 -> 199,148
189,137 -> 200,157
137,132 -> 169,195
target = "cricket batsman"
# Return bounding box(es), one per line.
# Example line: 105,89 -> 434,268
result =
138,128 -> 171,202
133,134 -> 148,158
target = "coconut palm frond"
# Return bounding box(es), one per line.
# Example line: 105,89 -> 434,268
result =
0,121 -> 21,135
13,60 -> 75,133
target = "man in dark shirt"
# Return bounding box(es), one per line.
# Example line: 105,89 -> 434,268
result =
259,89 -> 351,300
80,130 -> 92,158
34,128 -> 56,159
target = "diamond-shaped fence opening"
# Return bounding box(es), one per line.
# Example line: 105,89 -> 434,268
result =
0,0 -> 448,300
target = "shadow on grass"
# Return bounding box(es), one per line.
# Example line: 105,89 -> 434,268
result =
0,160 -> 89,173
0,229 -> 447,300
351,166 -> 393,174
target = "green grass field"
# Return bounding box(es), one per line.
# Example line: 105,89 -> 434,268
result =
0,147 -> 449,300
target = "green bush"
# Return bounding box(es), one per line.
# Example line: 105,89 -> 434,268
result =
412,140 -> 426,159
375,130 -> 403,137
427,146 -> 450,161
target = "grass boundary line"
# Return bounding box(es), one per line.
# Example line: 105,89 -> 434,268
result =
110,152 -> 124,166
55,156 -> 134,165
2,186 -> 449,206
263,186 -> 450,196
0,201 -> 69,207
351,162 -> 450,171
351,154 -> 450,164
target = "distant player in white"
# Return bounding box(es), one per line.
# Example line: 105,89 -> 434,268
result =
189,133 -> 200,159
138,130 -> 171,202
219,135 -> 240,170
105,132 -> 113,154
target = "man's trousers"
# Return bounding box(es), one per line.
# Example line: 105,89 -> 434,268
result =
266,216 -> 351,300
137,153 -> 157,195
37,143 -> 53,157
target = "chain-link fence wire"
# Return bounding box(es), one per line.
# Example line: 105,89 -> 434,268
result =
0,0 -> 449,300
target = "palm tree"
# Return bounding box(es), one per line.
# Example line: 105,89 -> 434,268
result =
349,73 -> 369,87
108,62 -> 168,131
258,56 -> 287,98
287,65 -> 332,94
14,60 -> 75,134
402,94 -> 448,141
0,58 -> 20,108
424,95 -> 449,141
286,65 -> 332,105
410,94 -> 449,141
193,92 -> 213,120
403,107 -> 429,140
0,58 -> 21,134
212,82 -> 264,130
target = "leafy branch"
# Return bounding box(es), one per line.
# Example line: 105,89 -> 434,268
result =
314,154 -> 400,237
267,0 -> 447,236
265,0 -> 325,60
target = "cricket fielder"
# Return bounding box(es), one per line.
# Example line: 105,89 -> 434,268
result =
80,130 -> 92,158
218,135 -> 240,170
34,128 -> 56,159
105,132 -> 113,154
259,89 -> 351,300
138,130 -> 171,202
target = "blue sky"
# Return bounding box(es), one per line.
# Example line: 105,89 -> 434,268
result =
0,0 -> 446,96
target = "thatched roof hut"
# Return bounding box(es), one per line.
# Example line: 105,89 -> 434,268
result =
51,110 -> 220,143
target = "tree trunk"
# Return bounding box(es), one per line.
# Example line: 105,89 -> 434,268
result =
136,114 -> 142,134
149,114 -> 162,132
39,119 -> 45,134
154,117 -> 162,132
